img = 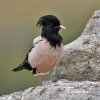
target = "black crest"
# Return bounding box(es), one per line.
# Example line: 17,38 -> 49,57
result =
36,15 -> 61,28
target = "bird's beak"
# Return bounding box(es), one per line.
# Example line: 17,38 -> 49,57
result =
60,25 -> 66,29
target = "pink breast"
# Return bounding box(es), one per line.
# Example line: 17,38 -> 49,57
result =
28,39 -> 63,73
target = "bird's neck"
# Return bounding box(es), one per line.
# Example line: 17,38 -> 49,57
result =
41,28 -> 63,48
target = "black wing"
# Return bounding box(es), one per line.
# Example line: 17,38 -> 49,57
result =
12,46 -> 34,72
12,36 -> 43,74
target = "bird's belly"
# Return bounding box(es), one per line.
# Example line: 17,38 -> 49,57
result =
28,41 -> 63,73
35,55 -> 58,73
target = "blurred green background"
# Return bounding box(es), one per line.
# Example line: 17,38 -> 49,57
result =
0,0 -> 100,96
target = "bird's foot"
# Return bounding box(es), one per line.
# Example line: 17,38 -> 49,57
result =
33,72 -> 49,77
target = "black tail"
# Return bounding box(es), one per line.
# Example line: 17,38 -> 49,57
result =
12,64 -> 25,72
12,60 -> 32,72
12,67 -> 23,72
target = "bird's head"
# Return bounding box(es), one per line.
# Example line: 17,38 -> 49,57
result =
36,15 -> 65,47
36,15 -> 66,32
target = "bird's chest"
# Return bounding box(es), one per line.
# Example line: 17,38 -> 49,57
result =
28,40 -> 63,73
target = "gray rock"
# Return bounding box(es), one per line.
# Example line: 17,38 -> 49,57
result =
0,80 -> 100,100
52,10 -> 100,82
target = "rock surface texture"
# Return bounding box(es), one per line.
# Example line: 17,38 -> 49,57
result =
0,80 -> 100,100
52,10 -> 100,82
0,10 -> 100,100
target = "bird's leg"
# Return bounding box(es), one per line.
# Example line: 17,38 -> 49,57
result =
38,75 -> 42,86
34,72 -> 50,86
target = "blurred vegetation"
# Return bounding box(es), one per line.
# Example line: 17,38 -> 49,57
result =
0,0 -> 100,96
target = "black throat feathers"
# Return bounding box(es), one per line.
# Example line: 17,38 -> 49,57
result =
41,27 -> 63,48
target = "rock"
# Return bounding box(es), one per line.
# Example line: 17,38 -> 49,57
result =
0,80 -> 100,100
52,10 -> 100,82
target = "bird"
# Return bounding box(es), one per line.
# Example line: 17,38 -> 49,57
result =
12,15 -> 66,85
